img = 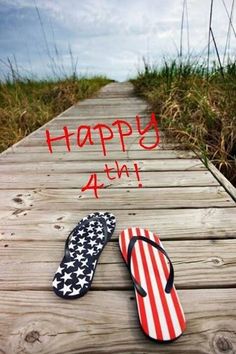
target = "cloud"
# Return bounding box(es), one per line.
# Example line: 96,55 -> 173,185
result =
0,0 -> 235,80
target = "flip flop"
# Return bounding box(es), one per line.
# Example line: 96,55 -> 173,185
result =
53,211 -> 116,299
119,227 -> 186,342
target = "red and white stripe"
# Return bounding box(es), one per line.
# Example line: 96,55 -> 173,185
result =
119,227 -> 186,341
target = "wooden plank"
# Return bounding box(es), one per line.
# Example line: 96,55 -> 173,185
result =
15,130 -> 157,143
0,159 -> 207,172
206,160 -> 236,202
61,110 -> 148,118
77,98 -> 146,105
0,171 -> 218,189
0,289 -> 235,353
0,187 -> 233,212
0,239 -> 235,290
1,207 -> 235,241
6,142 -> 177,151
0,150 -> 195,162
61,107 -> 148,117
32,130 -> 164,138
55,114 -> 150,121
1,80 -> 236,354
75,102 -> 147,108
12,139 -> 173,149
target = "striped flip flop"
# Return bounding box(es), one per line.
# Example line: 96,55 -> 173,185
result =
119,227 -> 186,342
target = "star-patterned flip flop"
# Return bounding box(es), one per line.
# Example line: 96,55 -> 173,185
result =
52,212 -> 116,299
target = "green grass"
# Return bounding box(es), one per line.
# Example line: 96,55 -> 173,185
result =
0,75 -> 111,152
131,59 -> 236,185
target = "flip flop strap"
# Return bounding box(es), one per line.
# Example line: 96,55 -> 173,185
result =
127,235 -> 174,296
64,216 -> 108,259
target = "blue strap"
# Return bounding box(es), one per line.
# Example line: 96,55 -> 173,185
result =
127,235 -> 174,296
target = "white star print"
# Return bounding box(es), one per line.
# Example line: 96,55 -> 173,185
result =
70,288 -> 81,296
75,254 -> 84,262
64,261 -> 75,269
61,272 -> 72,282
77,245 -> 85,253
77,277 -> 88,288
96,226 -> 103,232
69,243 -> 76,250
78,237 -> 86,245
88,239 -> 97,247
57,265 -> 64,274
78,229 -> 85,236
97,234 -> 104,240
90,221 -> 96,226
96,243 -> 103,250
60,283 -> 72,295
74,268 -> 85,277
86,270 -> 93,280
52,278 -> 61,288
81,259 -> 88,267
88,232 -> 96,238
70,235 -> 77,242
87,248 -> 96,256
87,225 -> 93,232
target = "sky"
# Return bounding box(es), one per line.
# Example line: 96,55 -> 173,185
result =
0,0 -> 235,81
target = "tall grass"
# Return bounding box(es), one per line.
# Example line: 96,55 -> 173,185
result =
0,75 -> 111,152
132,59 -> 236,185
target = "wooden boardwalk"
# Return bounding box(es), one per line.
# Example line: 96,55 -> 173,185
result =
0,82 -> 236,353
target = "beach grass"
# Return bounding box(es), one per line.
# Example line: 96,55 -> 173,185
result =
131,59 -> 236,185
0,75 -> 111,152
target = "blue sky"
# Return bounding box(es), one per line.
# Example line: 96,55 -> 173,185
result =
0,0 -> 235,81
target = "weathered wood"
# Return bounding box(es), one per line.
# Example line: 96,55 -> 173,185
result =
1,207 -> 236,241
55,114 -> 150,121
0,289 -> 235,354
0,186 -> 233,212
0,149 -> 195,161
206,160 -> 236,202
4,142 -> 177,151
61,106 -> 148,117
0,239 -> 235,290
19,132 -> 160,144
77,97 -> 146,105
0,171 -> 218,189
12,139 -> 175,149
0,81 -> 236,353
0,159 -> 207,173
32,130 -> 164,138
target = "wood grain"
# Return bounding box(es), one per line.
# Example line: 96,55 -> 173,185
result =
0,149 -> 196,162
1,208 -> 236,241
0,239 -> 235,290
0,186 -> 233,212
0,171 -> 217,189
0,159 -> 207,173
0,289 -> 235,354
0,81 -> 236,354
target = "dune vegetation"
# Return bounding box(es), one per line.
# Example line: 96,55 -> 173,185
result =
0,75 -> 111,152
132,60 -> 236,186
